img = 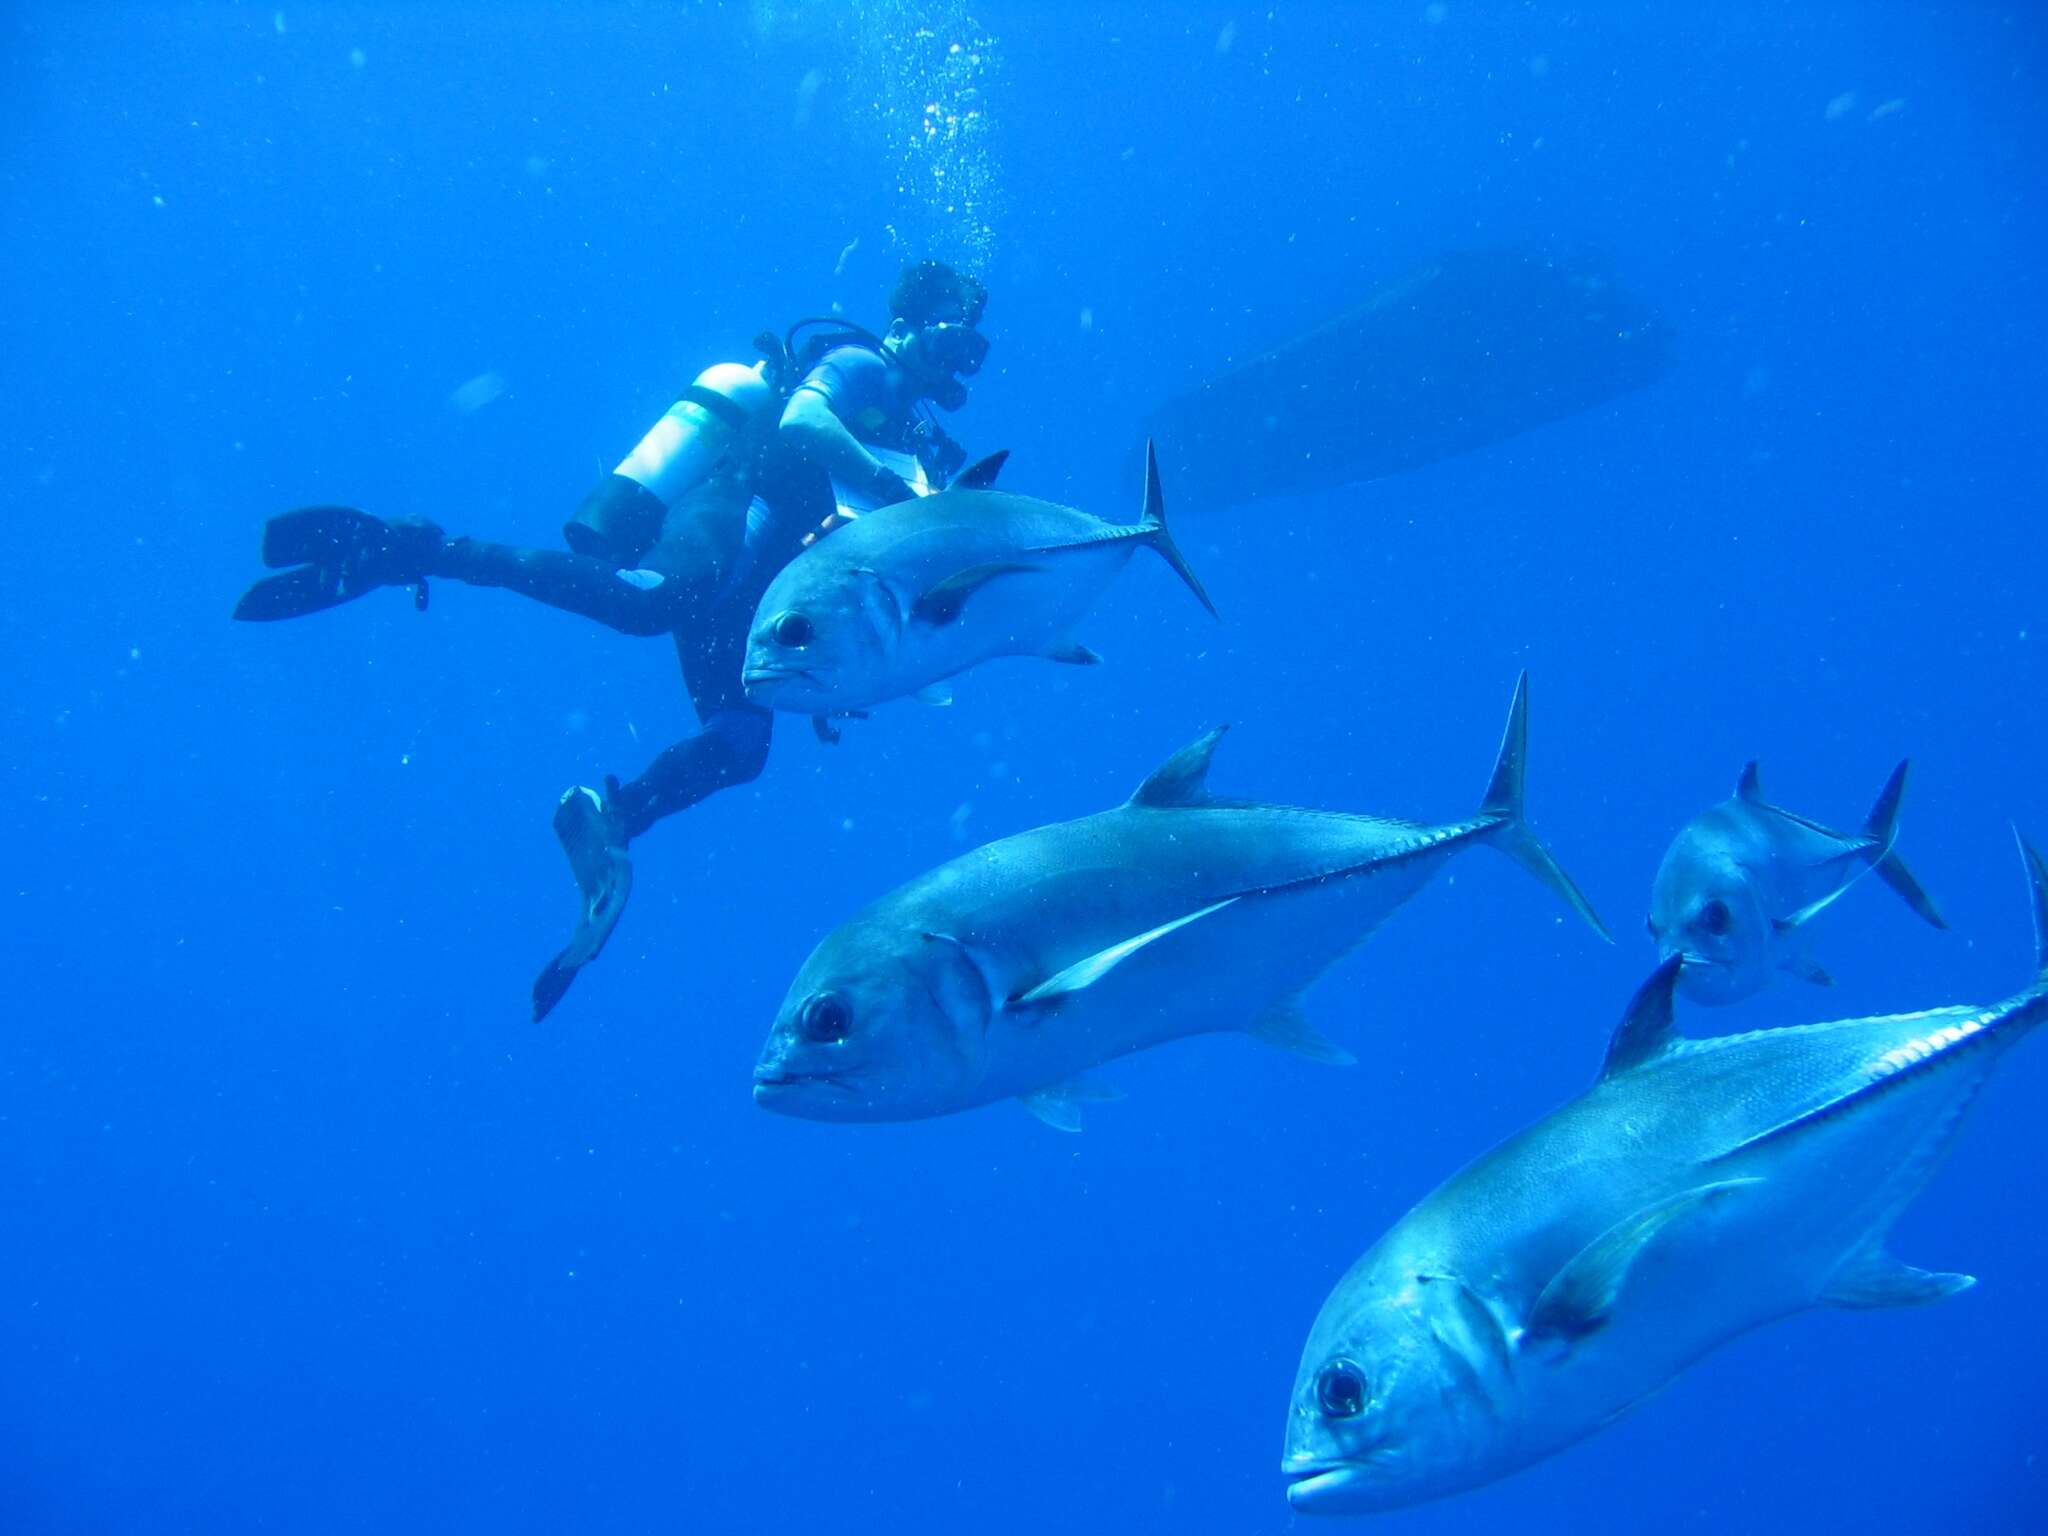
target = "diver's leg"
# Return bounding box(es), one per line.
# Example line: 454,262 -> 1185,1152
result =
530,600 -> 770,1022
438,472 -> 752,637
531,710 -> 772,1023
606,706 -> 774,836
429,539 -> 692,637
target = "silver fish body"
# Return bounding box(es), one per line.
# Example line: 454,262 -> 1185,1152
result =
1285,836 -> 2048,1515
1648,760 -> 1946,1003
753,675 -> 1608,1128
742,444 -> 1212,716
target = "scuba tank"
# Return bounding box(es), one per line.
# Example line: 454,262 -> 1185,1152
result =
564,360 -> 777,568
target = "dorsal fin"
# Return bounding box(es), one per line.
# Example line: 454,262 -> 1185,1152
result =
1735,761 -> 1765,804
1599,956 -> 1685,1079
952,449 -> 1008,490
1129,726 -> 1229,808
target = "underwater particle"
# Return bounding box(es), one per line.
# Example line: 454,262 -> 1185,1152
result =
793,67 -> 823,130
449,371 -> 507,413
949,802 -> 973,839
1216,20 -> 1238,55
1423,2 -> 1448,22
349,46 -> 366,69
151,194 -> 165,208
1079,306 -> 1094,331
1869,98 -> 1906,120
1529,53 -> 1550,77
273,9 -> 286,32
523,155 -> 549,177
834,236 -> 860,277
1743,365 -> 1770,396
1825,91 -> 1857,120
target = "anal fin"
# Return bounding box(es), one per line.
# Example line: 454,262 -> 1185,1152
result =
1821,1244 -> 1975,1309
1246,1001 -> 1355,1066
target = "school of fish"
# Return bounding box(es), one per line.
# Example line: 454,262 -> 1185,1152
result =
740,445 -> 2031,1515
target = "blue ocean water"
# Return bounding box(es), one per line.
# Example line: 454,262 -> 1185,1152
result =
3,2 -> 2044,1530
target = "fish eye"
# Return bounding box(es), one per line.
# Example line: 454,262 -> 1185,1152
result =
773,611 -> 814,649
799,992 -> 850,1044
1315,1359 -> 1369,1420
1699,898 -> 1733,937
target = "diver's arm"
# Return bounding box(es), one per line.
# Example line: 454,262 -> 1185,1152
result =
779,389 -> 915,504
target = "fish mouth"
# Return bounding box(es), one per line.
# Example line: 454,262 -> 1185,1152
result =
741,664 -> 813,690
1283,1462 -> 1373,1512
752,1067 -> 857,1096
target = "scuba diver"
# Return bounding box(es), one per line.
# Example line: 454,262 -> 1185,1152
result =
234,260 -> 993,1019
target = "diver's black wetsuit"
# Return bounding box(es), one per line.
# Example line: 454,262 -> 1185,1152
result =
429,342 -> 945,840
432,465 -> 805,837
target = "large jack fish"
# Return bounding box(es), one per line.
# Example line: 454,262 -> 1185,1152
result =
1648,759 -> 1946,1003
1284,834 -> 2048,1515
753,675 -> 1609,1129
740,443 -> 1214,717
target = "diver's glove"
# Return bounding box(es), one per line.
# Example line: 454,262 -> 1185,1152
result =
233,507 -> 448,621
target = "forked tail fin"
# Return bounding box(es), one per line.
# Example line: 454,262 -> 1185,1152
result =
1137,439 -> 1218,619
1861,760 -> 1948,929
1478,672 -> 1611,943
2018,828 -> 2048,990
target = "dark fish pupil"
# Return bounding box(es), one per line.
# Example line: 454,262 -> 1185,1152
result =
1317,1360 -> 1367,1418
775,612 -> 813,649
803,995 -> 848,1043
1701,899 -> 1732,936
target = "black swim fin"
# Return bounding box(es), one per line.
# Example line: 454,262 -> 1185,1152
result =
233,506 -> 442,621
532,786 -> 634,1022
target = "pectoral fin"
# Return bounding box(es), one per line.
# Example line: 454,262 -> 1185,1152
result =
1820,1243 -> 1974,1309
1048,641 -> 1102,665
911,561 -> 1045,626
1526,1179 -> 1762,1345
1776,881 -> 1856,931
1018,1074 -> 1124,1132
1011,898 -> 1239,1009
1779,952 -> 1835,987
